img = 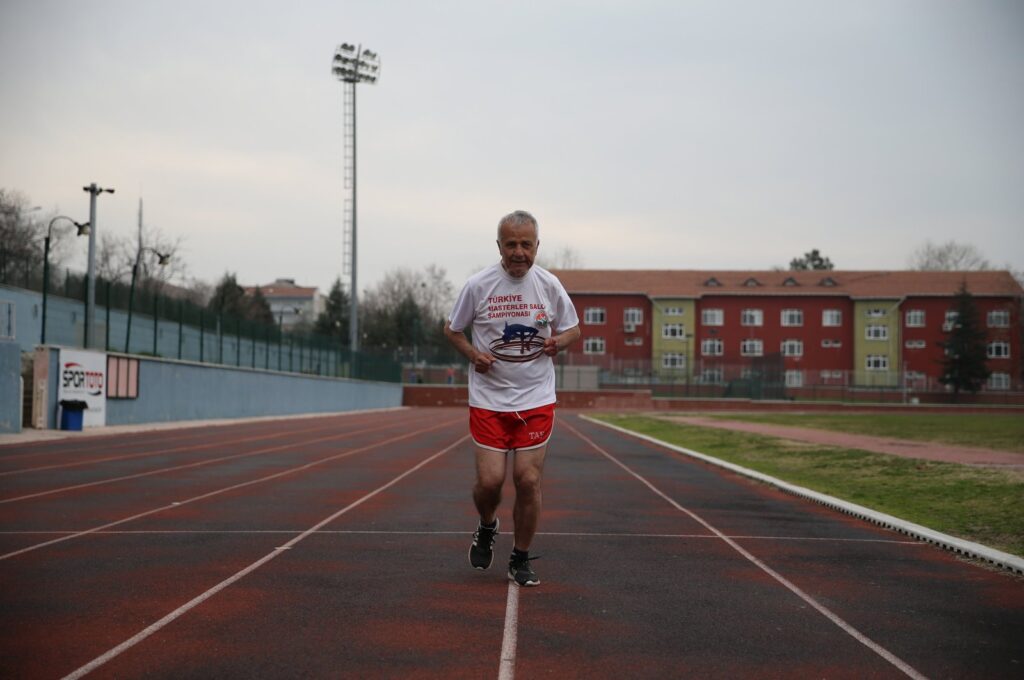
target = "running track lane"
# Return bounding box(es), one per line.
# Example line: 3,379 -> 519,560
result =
1,411 -> 471,676
1,408 -> 1022,677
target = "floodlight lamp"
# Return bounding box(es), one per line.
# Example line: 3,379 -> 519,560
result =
156,252 -> 171,266
76,221 -> 90,236
340,43 -> 355,52
363,50 -> 376,59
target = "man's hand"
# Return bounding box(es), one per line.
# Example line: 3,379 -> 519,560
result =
543,326 -> 581,357
473,350 -> 497,373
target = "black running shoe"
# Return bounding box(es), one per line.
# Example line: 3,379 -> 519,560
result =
508,553 -> 540,587
469,519 -> 499,570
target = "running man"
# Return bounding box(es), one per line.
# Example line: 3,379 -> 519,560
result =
444,210 -> 580,587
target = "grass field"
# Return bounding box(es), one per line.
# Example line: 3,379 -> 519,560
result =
704,412 -> 1024,453
592,414 -> 1024,558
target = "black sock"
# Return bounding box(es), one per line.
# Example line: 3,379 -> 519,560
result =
480,518 -> 497,530
511,547 -> 529,561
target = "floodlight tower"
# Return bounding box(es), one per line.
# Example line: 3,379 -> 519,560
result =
332,43 -> 380,354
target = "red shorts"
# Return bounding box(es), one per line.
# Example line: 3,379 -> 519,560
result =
469,403 -> 556,452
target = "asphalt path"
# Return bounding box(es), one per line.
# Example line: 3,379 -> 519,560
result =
0,407 -> 1021,679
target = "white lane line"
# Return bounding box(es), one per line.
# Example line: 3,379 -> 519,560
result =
60,434 -> 469,680
0,415 -> 435,503
0,529 -> 926,545
564,421 -> 928,680
498,582 -> 520,680
0,413 -> 392,478
0,418 -> 461,561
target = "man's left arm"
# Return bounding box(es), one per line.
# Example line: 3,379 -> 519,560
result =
542,325 -> 581,357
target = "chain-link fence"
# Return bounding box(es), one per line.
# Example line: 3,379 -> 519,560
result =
1,268 -> 401,383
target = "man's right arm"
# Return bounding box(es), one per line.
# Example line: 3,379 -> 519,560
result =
444,321 -> 496,374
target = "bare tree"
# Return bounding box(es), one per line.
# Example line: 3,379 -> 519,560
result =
537,245 -> 584,270
94,222 -> 188,289
909,240 -> 991,271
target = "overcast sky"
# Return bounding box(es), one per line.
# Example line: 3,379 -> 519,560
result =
2,0 -> 1022,294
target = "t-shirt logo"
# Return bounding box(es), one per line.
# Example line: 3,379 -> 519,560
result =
534,310 -> 549,328
489,322 -> 545,363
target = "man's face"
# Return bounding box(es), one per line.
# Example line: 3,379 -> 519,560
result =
497,222 -> 538,278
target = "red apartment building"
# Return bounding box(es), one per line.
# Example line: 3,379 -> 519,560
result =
552,269 -> 1023,392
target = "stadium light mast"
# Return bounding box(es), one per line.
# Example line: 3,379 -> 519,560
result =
332,42 -> 380,354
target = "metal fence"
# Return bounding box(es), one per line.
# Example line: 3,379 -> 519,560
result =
1,271 -> 401,383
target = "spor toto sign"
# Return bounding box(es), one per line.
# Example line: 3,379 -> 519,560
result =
62,362 -> 104,396
57,349 -> 107,427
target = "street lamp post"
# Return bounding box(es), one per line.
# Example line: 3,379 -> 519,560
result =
125,246 -> 170,353
82,183 -> 114,348
41,216 -> 90,345
332,42 -> 380,354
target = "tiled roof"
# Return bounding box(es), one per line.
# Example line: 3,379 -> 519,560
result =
548,269 -> 1024,299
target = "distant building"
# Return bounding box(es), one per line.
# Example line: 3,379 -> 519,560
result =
246,278 -> 324,329
551,269 -> 1023,391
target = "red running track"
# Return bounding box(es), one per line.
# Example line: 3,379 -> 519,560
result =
0,407 -> 1021,679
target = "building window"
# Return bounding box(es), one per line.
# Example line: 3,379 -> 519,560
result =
624,308 -> 643,327
822,309 -> 842,327
664,306 -> 684,316
819,277 -> 838,287
866,355 -> 889,371
905,310 -> 925,327
905,339 -> 926,349
740,309 -> 763,326
785,370 -> 803,388
624,337 -> 644,346
743,277 -> 761,287
662,323 -> 685,339
781,309 -> 803,326
701,338 -> 723,356
987,342 -> 1010,359
584,307 -> 605,325
701,308 -> 724,326
821,339 -> 842,348
988,372 -> 1010,390
780,339 -> 803,357
866,308 -> 888,318
988,310 -> 1010,328
703,277 -> 722,287
583,337 -> 605,355
662,353 -> 686,369
740,339 -> 763,357
783,277 -> 799,287
865,324 -> 889,341
943,310 -> 958,331
700,368 -> 724,384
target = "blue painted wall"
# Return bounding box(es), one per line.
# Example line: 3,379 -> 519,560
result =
0,341 -> 21,433
41,348 -> 401,428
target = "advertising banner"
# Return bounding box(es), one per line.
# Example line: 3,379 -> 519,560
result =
57,349 -> 107,427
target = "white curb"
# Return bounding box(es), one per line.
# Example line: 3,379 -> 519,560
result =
581,414 -> 1024,576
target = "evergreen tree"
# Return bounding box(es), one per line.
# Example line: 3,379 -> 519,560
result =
314,277 -> 350,343
247,287 -> 275,325
939,283 -> 990,399
207,273 -> 248,319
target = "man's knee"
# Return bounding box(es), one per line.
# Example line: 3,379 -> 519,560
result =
513,468 -> 543,496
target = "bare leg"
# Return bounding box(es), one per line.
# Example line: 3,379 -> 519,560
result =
473,446 -> 507,524
511,444 -> 547,551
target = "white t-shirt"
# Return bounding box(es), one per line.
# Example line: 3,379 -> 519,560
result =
448,262 -> 579,412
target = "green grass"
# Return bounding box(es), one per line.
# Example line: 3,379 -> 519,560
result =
592,414 -> 1024,558
703,412 -> 1024,453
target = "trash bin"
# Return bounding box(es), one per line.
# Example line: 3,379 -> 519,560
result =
59,400 -> 88,431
